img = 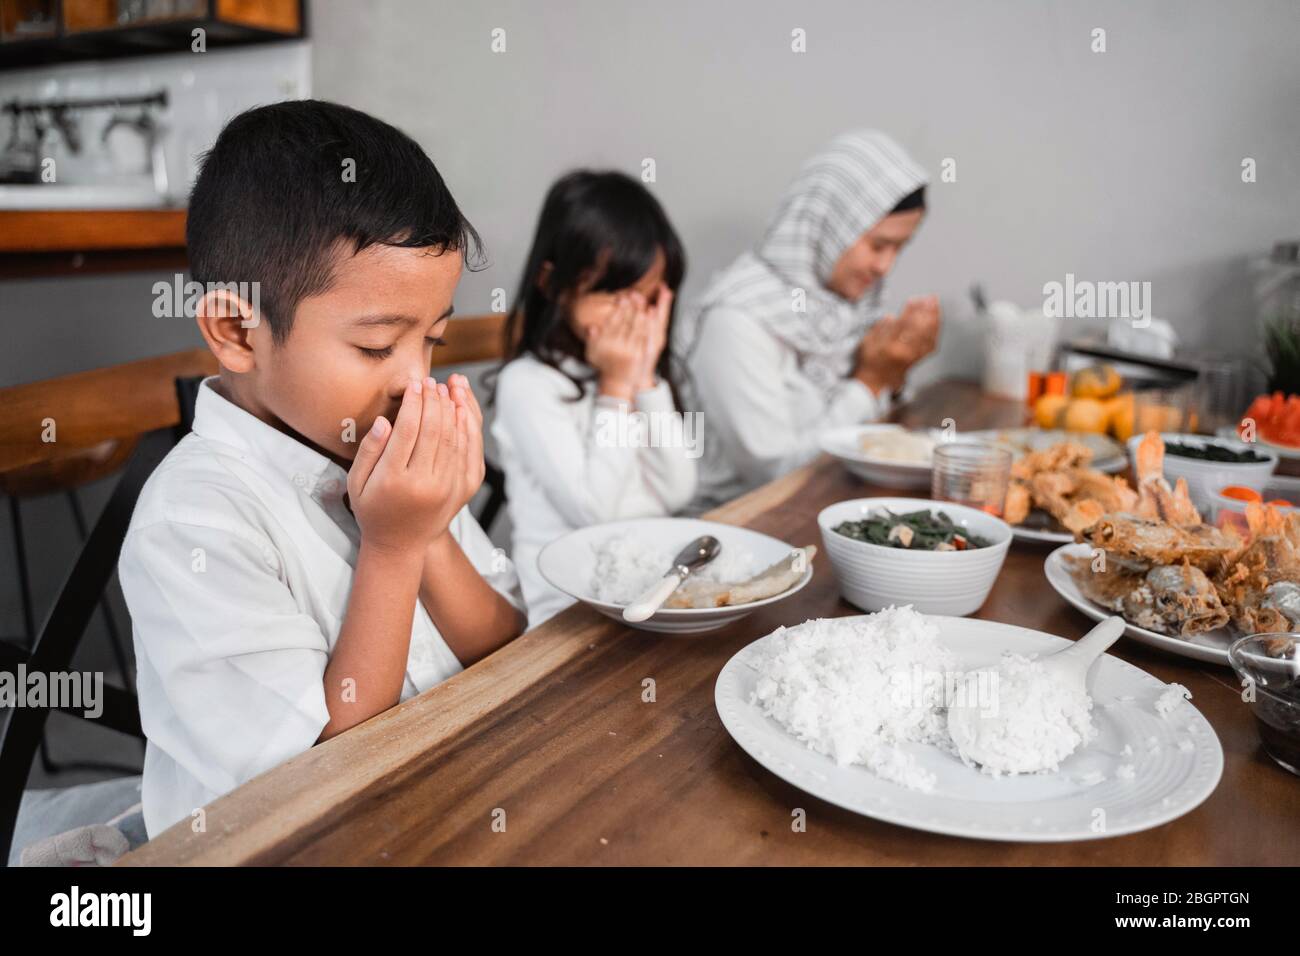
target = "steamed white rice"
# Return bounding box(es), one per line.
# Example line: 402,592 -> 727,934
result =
589,532 -> 758,604
947,653 -> 1096,776
749,606 -> 957,792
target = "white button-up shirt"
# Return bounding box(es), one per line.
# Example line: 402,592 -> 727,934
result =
118,377 -> 523,838
490,354 -> 698,629
684,307 -> 892,511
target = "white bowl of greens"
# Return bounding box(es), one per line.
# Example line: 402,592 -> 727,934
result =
817,498 -> 1012,616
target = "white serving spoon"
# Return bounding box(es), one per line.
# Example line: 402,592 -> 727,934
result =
947,616 -> 1126,773
622,536 -> 721,623
1036,615 -> 1127,689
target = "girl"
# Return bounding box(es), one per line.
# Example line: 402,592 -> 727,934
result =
490,171 -> 696,628
675,130 -> 941,510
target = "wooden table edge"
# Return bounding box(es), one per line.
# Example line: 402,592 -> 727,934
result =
117,457 -> 822,865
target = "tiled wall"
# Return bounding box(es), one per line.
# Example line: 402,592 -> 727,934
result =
0,40 -> 310,202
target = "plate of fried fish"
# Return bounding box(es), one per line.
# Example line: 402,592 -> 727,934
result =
1044,432 -> 1300,664
967,428 -> 1128,474
1001,438 -> 1137,544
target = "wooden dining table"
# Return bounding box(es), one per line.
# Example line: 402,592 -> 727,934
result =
120,380 -> 1300,866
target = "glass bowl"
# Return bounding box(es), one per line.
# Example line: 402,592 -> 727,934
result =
1228,633 -> 1300,776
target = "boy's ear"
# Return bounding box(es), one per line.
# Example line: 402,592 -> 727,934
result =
195,289 -> 260,374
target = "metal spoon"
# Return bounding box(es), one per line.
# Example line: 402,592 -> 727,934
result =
622,536 -> 721,623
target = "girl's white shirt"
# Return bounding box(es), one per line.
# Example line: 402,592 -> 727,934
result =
685,306 -> 892,511
490,353 -> 698,628
118,377 -> 524,838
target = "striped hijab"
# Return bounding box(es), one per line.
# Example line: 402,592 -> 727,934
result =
677,130 -> 928,400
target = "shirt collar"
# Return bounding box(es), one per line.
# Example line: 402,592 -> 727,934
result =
191,376 -> 348,502
556,354 -> 595,379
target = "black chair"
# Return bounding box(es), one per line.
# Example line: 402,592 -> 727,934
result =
475,460 -> 508,536
3,445 -> 140,776
0,376 -> 203,865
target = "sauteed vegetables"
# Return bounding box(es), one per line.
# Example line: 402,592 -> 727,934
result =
833,509 -> 992,551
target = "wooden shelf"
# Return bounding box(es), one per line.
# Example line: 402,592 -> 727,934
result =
0,208 -> 187,276
0,208 -> 186,252
0,0 -> 302,69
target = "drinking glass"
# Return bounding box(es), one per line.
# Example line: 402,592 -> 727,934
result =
931,442 -> 1013,516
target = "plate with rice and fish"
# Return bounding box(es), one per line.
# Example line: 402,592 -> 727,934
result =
714,607 -> 1223,842
538,517 -> 815,634
1041,432 -> 1300,665
820,424 -> 939,489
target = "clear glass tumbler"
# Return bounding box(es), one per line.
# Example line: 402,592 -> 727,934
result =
931,442 -> 1014,516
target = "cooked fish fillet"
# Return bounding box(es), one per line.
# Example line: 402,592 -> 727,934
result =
1123,564 -> 1229,636
664,545 -> 815,609
1081,514 -> 1236,572
1067,555 -> 1229,636
1216,507 -> 1300,632
1064,554 -> 1143,610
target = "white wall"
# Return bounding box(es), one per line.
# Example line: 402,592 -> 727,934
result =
0,40 -> 311,199
310,0 -> 1300,383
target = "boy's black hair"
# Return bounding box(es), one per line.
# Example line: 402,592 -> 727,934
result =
492,170 -> 686,405
889,185 -> 926,215
187,99 -> 482,342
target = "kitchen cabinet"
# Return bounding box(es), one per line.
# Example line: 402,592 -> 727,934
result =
0,0 -> 303,68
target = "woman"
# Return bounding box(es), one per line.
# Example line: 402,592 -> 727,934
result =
676,130 -> 940,510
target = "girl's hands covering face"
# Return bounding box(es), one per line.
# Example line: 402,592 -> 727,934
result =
586,291 -> 648,400
585,283 -> 673,397
636,282 -> 673,390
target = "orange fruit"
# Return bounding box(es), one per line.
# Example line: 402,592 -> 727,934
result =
1134,402 -> 1183,433
1072,365 -> 1122,400
1063,397 -> 1109,433
1034,393 -> 1069,429
1107,393 -> 1136,440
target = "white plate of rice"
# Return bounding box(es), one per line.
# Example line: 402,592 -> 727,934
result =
820,424 -> 937,489
538,517 -> 813,634
714,608 -> 1222,841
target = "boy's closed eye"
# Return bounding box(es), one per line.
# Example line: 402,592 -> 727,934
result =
356,336 -> 447,360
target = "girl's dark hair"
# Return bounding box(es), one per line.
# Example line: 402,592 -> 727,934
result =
888,185 -> 927,215
491,170 -> 686,404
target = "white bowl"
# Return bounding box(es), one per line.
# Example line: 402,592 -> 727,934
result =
1127,432 -> 1278,514
1207,475 -> 1300,528
537,517 -> 813,635
816,498 -> 1012,616
820,424 -> 934,489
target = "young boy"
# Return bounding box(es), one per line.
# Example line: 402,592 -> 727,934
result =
118,100 -> 527,839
